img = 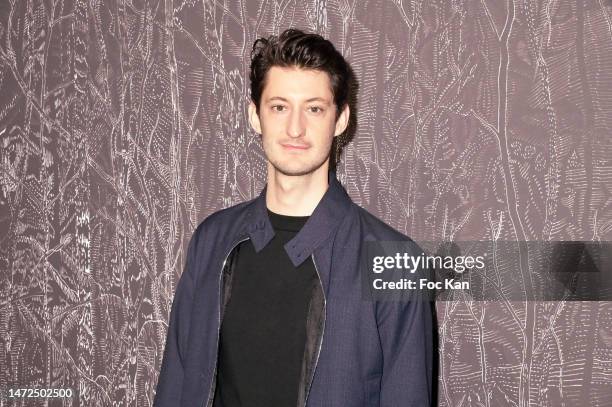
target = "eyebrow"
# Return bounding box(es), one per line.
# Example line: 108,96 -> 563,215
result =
266,96 -> 331,104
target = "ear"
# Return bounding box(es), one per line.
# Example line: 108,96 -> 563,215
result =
248,101 -> 262,134
334,104 -> 350,137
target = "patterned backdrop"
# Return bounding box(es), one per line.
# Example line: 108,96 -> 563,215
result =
1,0 -> 611,405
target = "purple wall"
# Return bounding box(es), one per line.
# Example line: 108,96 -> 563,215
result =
1,0 -> 611,405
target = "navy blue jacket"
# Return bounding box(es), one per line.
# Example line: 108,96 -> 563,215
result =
154,171 -> 433,406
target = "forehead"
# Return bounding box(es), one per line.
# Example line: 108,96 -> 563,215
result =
262,66 -> 333,101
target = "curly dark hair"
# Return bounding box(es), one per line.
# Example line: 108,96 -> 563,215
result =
249,28 -> 352,119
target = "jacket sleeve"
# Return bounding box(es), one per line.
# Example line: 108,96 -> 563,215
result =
376,266 -> 434,406
153,225 -> 201,406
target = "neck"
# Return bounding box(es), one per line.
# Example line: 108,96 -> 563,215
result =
265,162 -> 330,216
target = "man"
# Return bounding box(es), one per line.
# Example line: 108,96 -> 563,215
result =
154,28 -> 433,407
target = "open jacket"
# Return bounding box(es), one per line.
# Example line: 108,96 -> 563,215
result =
154,171 -> 433,407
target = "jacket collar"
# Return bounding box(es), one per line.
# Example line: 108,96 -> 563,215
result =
244,170 -> 352,267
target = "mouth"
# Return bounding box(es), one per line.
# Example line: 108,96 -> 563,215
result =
280,143 -> 310,150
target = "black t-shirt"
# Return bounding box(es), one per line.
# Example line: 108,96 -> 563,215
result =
213,209 -> 318,407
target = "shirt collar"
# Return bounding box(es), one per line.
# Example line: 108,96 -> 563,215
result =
244,170 -> 353,267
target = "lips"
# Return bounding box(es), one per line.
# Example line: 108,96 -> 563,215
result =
281,143 -> 310,150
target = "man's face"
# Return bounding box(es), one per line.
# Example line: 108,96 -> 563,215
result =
248,66 -> 349,177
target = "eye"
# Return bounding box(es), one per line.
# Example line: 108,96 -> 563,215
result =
271,105 -> 286,112
309,106 -> 324,113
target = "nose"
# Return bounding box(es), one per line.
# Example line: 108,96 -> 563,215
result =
287,108 -> 306,138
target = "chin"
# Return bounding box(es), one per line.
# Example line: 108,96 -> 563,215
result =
271,160 -> 327,177
275,166 -> 318,177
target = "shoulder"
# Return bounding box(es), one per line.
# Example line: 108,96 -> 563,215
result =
203,199 -> 254,229
351,204 -> 413,243
189,197 -> 256,245
355,206 -> 430,264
